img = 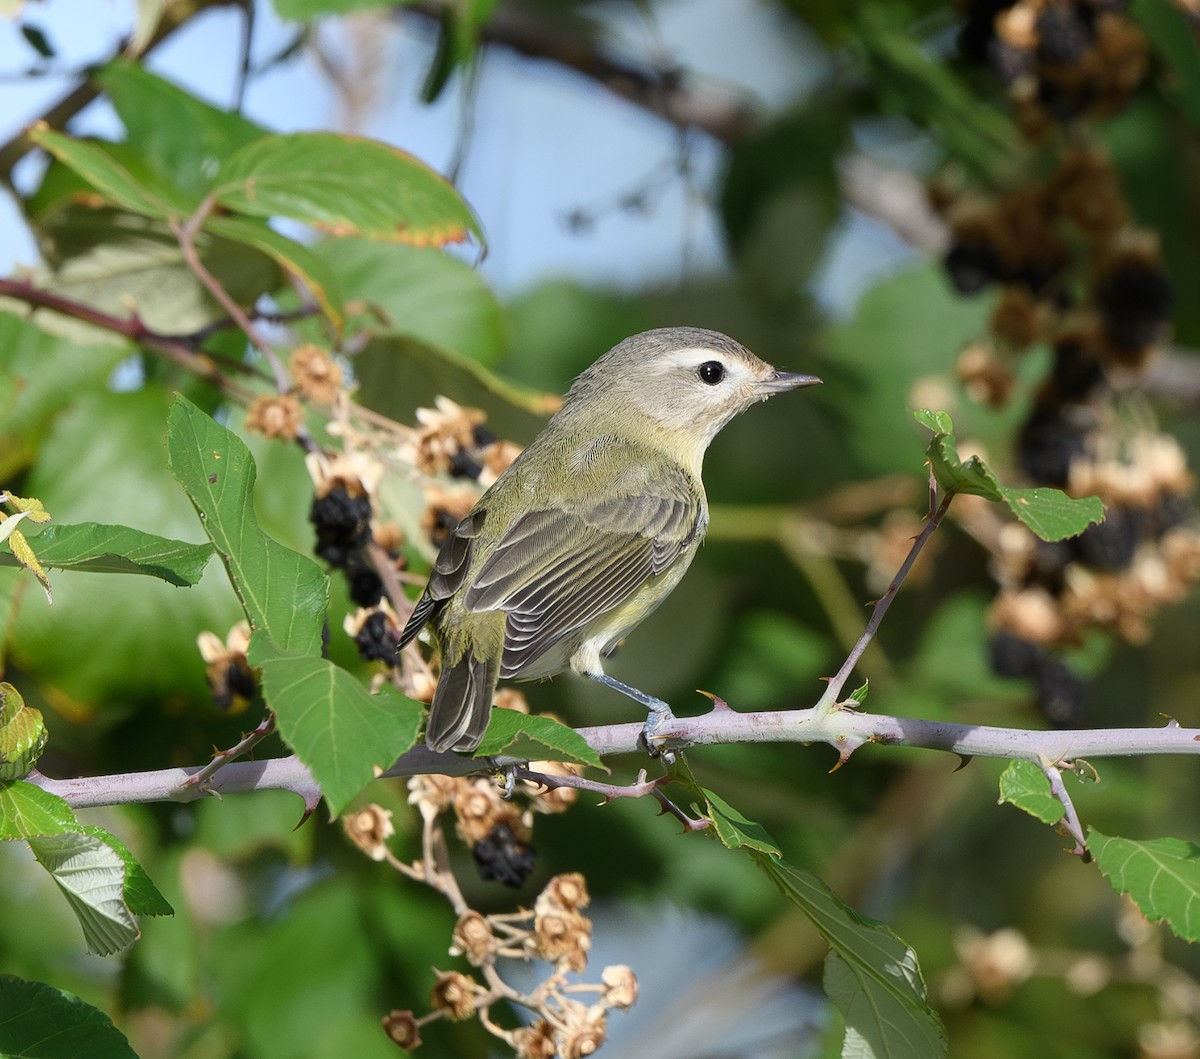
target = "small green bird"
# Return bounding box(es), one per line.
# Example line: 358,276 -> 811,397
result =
398,327 -> 820,753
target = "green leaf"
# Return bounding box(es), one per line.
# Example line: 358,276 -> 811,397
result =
0,683 -> 47,781
28,127 -> 174,218
0,780 -> 78,839
80,825 -> 173,917
998,760 -> 1063,825
15,204 -> 283,343
5,523 -> 213,585
166,395 -> 328,656
0,975 -> 139,1059
215,132 -> 484,247
474,709 -> 605,770
0,784 -> 171,953
996,487 -> 1106,543
1089,830 -> 1200,942
849,679 -> 870,705
700,786 -> 783,857
1135,0 -> 1200,128
207,215 -> 345,334
251,638 -> 423,816
27,830 -> 140,955
756,855 -> 947,1059
915,409 -> 1105,541
298,238 -> 506,364
912,408 -> 953,435
96,61 -> 266,208
0,314 -> 128,480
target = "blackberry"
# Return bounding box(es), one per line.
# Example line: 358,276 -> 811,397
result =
1036,4 -> 1095,66
1017,403 -> 1089,486
344,552 -> 385,607
1072,504 -> 1144,571
473,822 -> 537,888
310,485 -> 373,566
212,659 -> 257,711
354,610 -> 398,663
449,448 -> 484,481
1154,491 -> 1193,537
1051,336 -> 1106,401
988,631 -> 1044,679
945,240 -> 1001,294
959,0 -> 1018,65
1095,261 -> 1172,354
1033,655 -> 1088,726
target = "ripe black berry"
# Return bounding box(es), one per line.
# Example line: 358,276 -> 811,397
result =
1095,262 -> 1173,354
945,240 -> 1001,294
354,610 -> 398,663
473,822 -> 537,888
1072,505 -> 1144,571
1033,655 -> 1088,726
988,631 -> 1044,679
1017,403 -> 1089,486
1036,4 -> 1095,66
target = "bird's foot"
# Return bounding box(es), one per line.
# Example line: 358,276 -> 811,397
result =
639,703 -> 677,766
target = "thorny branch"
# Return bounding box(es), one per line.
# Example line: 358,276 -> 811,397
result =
28,712 -> 1200,811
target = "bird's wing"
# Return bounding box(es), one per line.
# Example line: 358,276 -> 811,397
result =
463,469 -> 704,676
397,507 -> 486,649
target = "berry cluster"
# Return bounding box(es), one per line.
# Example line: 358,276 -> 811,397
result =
959,0 -> 1147,138
938,4 -> 1196,723
307,456 -> 407,662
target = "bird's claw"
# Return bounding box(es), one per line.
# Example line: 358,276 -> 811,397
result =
639,707 -> 677,766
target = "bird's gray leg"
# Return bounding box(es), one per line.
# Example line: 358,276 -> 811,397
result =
584,672 -> 676,760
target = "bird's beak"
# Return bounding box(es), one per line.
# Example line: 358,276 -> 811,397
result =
755,370 -> 822,396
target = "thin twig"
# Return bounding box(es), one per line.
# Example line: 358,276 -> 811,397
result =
815,485 -> 955,713
171,201 -> 320,452
1042,760 -> 1089,859
0,277 -> 256,402
180,712 -> 277,794
171,200 -> 280,369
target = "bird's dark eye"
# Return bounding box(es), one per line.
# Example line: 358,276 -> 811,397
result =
698,361 -> 725,385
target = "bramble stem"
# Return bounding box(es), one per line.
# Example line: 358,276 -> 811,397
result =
815,483 -> 954,713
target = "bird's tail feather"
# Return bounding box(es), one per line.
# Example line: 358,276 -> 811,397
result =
425,651 -> 498,753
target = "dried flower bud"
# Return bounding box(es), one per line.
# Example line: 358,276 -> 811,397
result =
954,927 -> 1035,1005
196,621 -> 255,711
430,970 -> 482,1021
1137,1019 -> 1200,1059
453,778 -> 510,844
290,344 -> 344,404
531,907 -> 592,971
957,342 -> 1016,408
513,1020 -> 558,1059
991,286 -> 1046,350
555,999 -> 607,1059
494,688 -> 530,714
988,587 -> 1066,647
343,804 -> 395,861
600,964 -> 638,1010
421,485 -> 479,549
450,911 -> 496,966
407,774 -> 462,818
537,872 -> 590,914
245,393 -> 304,441
381,1010 -> 422,1050
479,440 -> 523,486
